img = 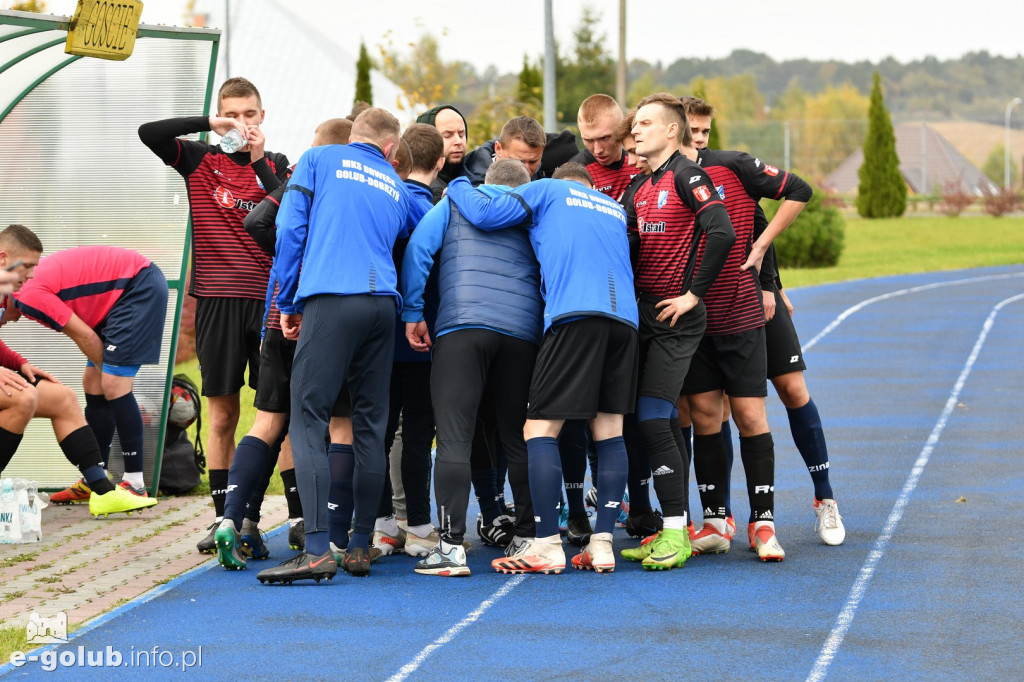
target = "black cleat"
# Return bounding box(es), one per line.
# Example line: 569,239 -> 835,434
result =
288,520 -> 305,551
625,509 -> 664,539
342,546 -> 371,577
565,513 -> 593,547
196,522 -> 219,554
256,550 -> 337,585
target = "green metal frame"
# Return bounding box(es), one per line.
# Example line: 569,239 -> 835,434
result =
0,11 -> 221,494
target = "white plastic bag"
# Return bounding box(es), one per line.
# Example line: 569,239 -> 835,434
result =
1,478 -> 47,543
0,478 -> 21,543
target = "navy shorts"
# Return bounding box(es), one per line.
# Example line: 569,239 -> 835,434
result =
99,264 -> 168,368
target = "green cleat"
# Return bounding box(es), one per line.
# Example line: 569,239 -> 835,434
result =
620,532 -> 659,562
88,486 -> 158,518
640,528 -> 691,571
216,520 -> 251,570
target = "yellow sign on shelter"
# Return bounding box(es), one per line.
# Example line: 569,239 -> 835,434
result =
65,0 -> 144,61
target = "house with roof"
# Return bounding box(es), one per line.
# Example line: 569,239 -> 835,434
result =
824,122 -> 998,196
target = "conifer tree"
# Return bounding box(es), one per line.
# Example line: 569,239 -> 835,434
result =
857,71 -> 906,217
354,41 -> 373,106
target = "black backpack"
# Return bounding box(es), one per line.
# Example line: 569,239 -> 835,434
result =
158,375 -> 206,495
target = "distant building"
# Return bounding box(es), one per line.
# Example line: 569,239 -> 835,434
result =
824,123 -> 998,196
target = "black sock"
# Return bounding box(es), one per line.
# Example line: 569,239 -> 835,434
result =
0,426 -> 23,475
108,393 -> 144,474
624,415 -> 652,514
558,420 -> 588,516
209,469 -> 229,518
637,418 -> 687,518
740,432 -> 775,524
59,426 -> 114,494
669,417 -> 692,522
721,419 -> 734,517
692,433 -> 727,520
280,467 -> 303,518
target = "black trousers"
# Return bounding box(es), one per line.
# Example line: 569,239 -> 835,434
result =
377,361 -> 435,527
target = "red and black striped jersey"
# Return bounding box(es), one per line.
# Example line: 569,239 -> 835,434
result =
695,149 -> 812,335
139,116 -> 289,300
629,152 -> 735,300
569,148 -> 638,202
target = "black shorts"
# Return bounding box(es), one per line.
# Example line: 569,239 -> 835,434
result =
195,296 -> 264,397
99,264 -> 168,367
527,316 -> 638,421
637,295 -> 706,403
254,327 -> 352,416
682,326 -> 768,398
765,289 -> 807,378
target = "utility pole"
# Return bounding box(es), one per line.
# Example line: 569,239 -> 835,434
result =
543,0 -> 557,132
616,0 -> 626,108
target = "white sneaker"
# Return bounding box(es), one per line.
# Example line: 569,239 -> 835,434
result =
491,537 -> 565,574
813,499 -> 846,546
753,521 -> 785,562
404,527 -> 441,557
372,515 -> 406,556
571,532 -> 614,573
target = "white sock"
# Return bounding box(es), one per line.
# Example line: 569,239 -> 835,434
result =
122,472 -> 144,489
289,517 -> 303,527
535,533 -> 562,545
663,514 -> 688,530
407,523 -> 433,537
374,515 -> 398,533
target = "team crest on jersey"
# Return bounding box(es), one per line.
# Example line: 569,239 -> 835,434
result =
763,164 -> 779,176
716,184 -> 725,200
214,186 -> 235,208
255,175 -> 265,190
693,185 -> 712,202
657,190 -> 669,209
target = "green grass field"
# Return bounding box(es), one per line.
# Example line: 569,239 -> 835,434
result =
172,214 -> 1024,494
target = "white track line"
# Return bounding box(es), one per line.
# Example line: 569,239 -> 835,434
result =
806,292 -> 1024,682
801,271 -> 1024,352
386,575 -> 527,682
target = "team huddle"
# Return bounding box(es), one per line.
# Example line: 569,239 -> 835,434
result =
1,75 -> 847,584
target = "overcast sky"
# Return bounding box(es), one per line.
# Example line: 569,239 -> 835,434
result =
39,0 -> 1024,74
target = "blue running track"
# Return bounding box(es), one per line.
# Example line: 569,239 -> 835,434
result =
4,265 -> 1023,680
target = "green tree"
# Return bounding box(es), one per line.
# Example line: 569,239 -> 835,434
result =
693,79 -> 722,149
517,55 -> 542,106
763,187 -> 845,268
982,143 -> 1017,187
11,0 -> 46,11
857,72 -> 906,218
378,32 -> 463,111
354,41 -> 373,107
556,6 -> 615,126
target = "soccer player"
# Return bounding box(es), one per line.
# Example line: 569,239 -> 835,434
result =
138,77 -> 290,553
256,108 -> 427,584
10,242 -> 168,501
672,106 -> 812,563
445,163 -> 639,575
570,94 -> 638,201
214,118 -> 353,570
618,93 -> 736,571
401,158 -> 541,577
683,95 -> 846,547
0,227 -> 156,518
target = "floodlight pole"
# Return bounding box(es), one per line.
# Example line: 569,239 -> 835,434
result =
1005,97 -> 1021,190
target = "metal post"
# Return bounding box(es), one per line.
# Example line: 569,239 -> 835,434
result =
616,0 -> 626,108
921,121 -> 927,194
223,0 -> 230,78
1005,97 -> 1022,190
543,0 -> 556,132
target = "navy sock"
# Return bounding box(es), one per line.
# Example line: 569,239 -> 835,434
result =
471,467 -> 502,525
347,531 -> 369,551
108,393 -> 144,473
59,426 -> 114,494
328,444 -> 355,550
526,436 -> 563,538
280,468 -> 304,519
209,469 -> 229,518
305,530 -> 329,556
721,419 -> 734,517
740,432 -> 776,524
223,436 -> 275,527
84,393 -> 114,468
593,436 -> 628,534
787,399 -> 834,500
